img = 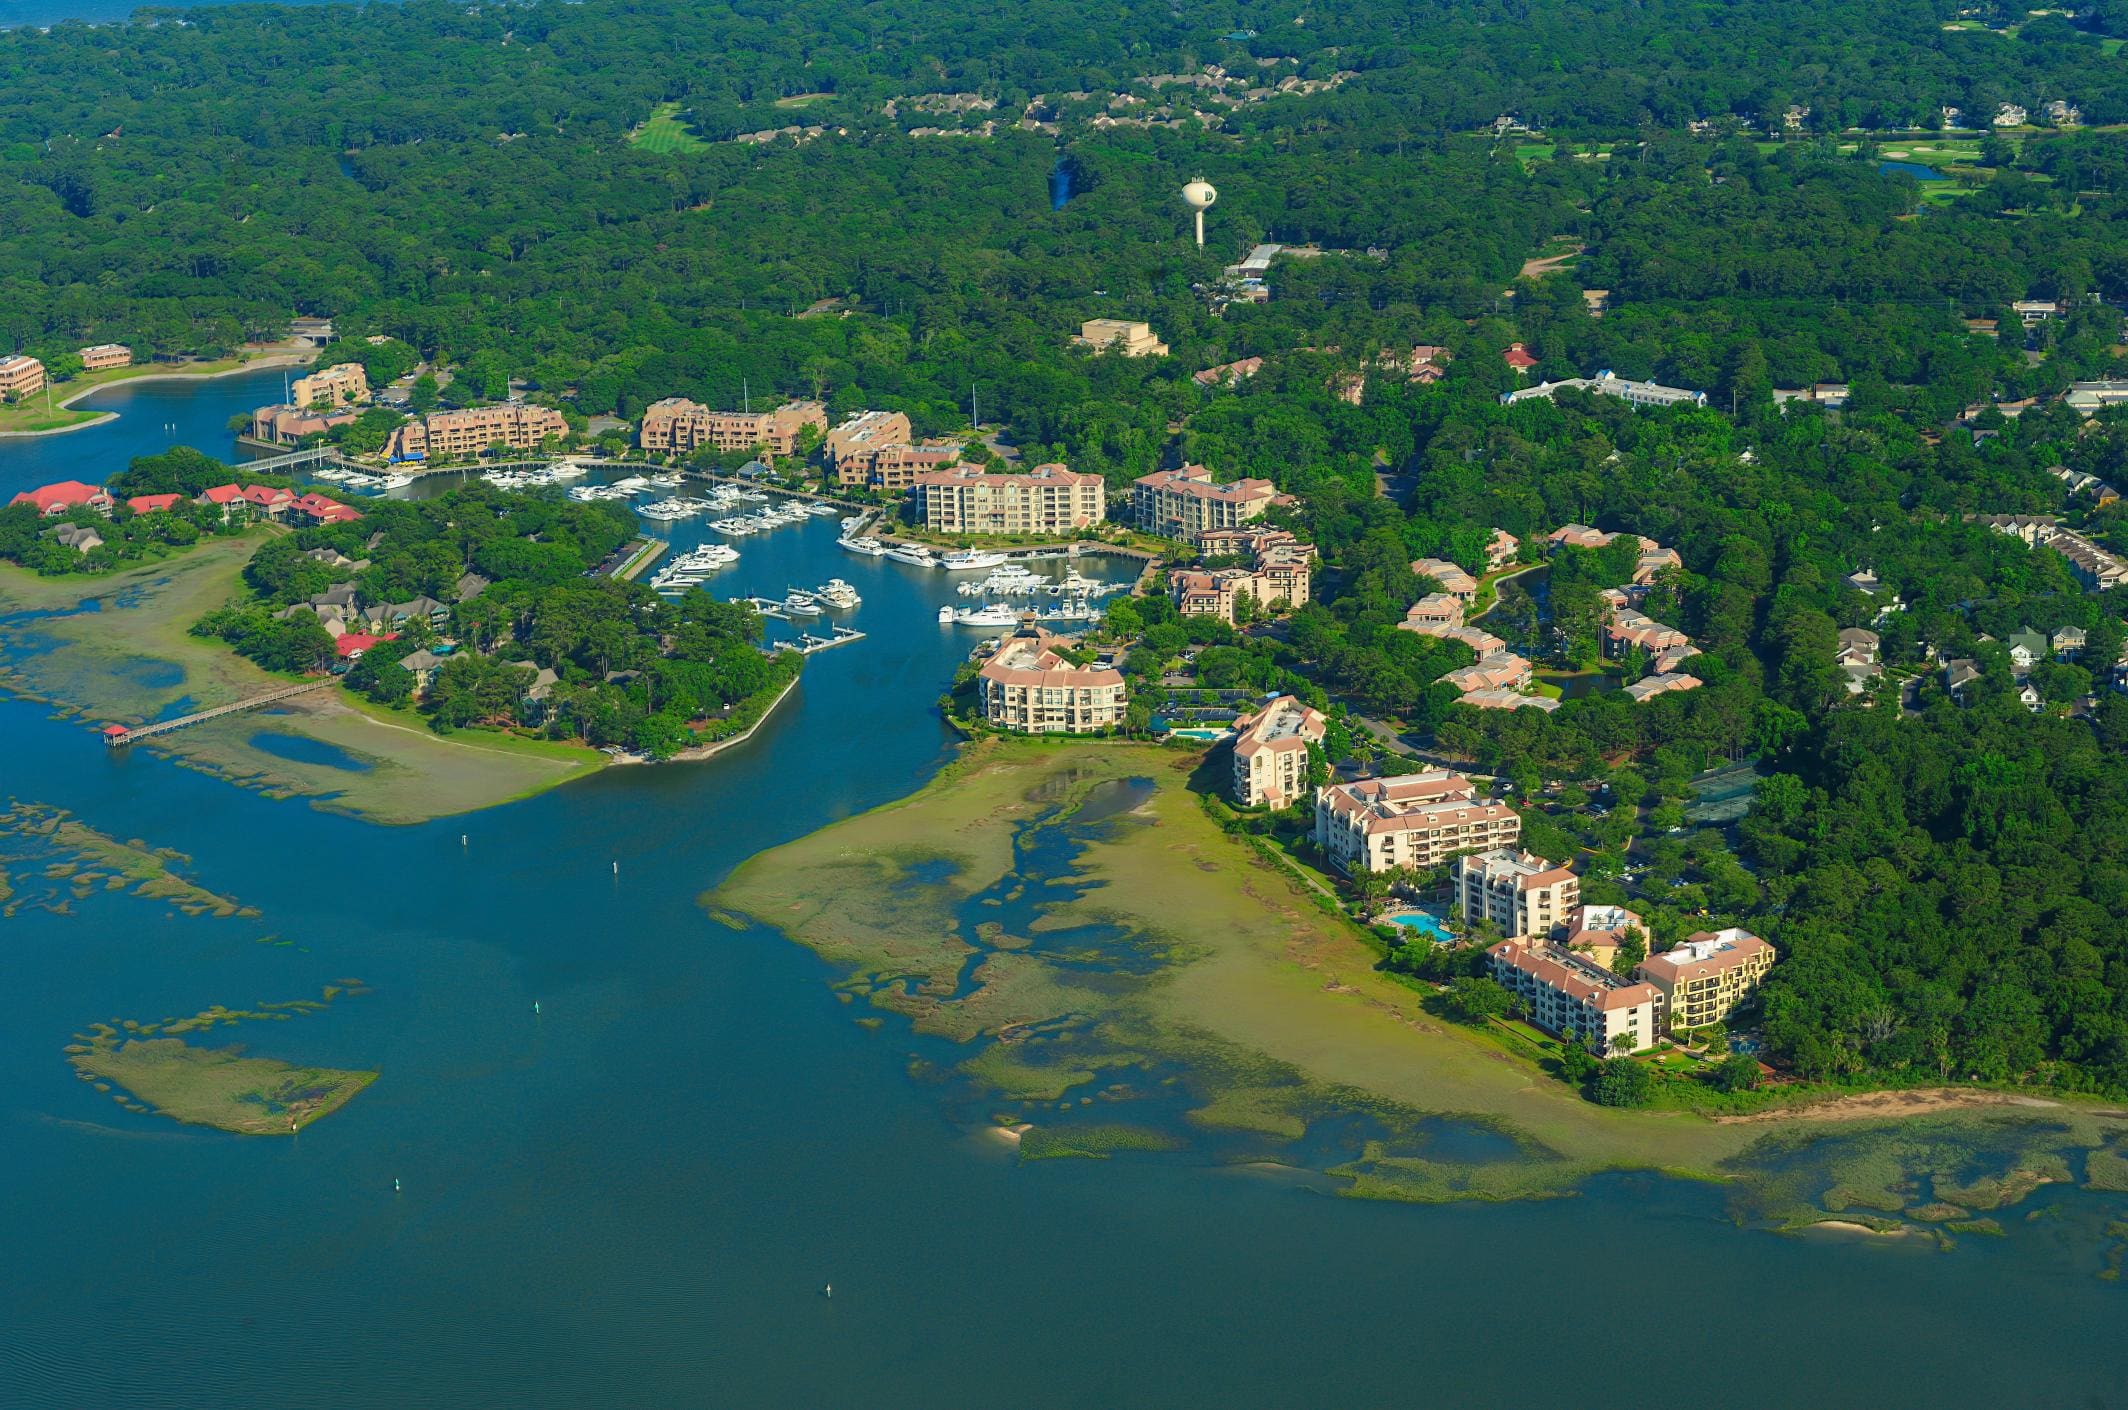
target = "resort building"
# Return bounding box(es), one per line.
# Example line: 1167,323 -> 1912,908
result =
1314,771 -> 1521,875
1502,372 -> 1706,410
1230,695 -> 1326,808
0,354 -> 47,399
1488,939 -> 1661,1055
78,343 -> 132,371
1411,557 -> 1477,600
125,493 -> 184,516
1130,464 -> 1280,540
824,409 -> 914,479
1442,651 -> 1532,695
1636,928 -> 1776,1030
387,404 -> 569,460
1074,319 -> 1168,357
1453,847 -> 1578,941
1563,903 -> 1647,968
909,463 -> 1105,536
975,626 -> 1128,734
1191,527 -> 1314,610
637,396 -> 827,458
289,362 -> 370,408
10,480 -> 113,516
1171,563 -> 1307,623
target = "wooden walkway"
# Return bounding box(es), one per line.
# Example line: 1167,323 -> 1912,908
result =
104,680 -> 334,747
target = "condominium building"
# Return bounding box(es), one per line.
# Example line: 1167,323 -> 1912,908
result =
1314,771 -> 1521,875
78,343 -> 132,371
909,463 -> 1105,536
860,442 -> 965,492
1230,695 -> 1326,808
1486,528 -> 1520,570
1171,566 -> 1301,623
250,404 -> 360,445
1453,847 -> 1579,940
1403,621 -> 1505,655
1637,928 -> 1776,1030
1075,318 -> 1168,357
1442,651 -> 1532,694
1563,903 -> 1647,968
1131,464 -> 1279,539
289,361 -> 370,408
824,409 -> 914,480
976,626 -> 1128,734
1411,556 -> 1477,600
637,396 -> 827,458
1621,671 -> 1703,703
0,355 -> 47,399
386,403 -> 568,460
1604,609 -> 1692,658
1488,939 -> 1661,1055
1192,526 -> 1313,611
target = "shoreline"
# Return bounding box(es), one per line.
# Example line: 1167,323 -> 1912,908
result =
0,353 -> 316,440
613,672 -> 801,766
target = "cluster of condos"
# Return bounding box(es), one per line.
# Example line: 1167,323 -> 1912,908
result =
0,344 -> 132,400
249,360 -> 571,459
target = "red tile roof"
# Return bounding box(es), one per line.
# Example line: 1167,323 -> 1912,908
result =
125,493 -> 184,514
334,631 -> 398,659
10,480 -> 110,514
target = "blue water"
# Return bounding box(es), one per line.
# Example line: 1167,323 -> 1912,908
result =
0,365 -> 289,497
1165,725 -> 1230,741
5,382 -> 2128,1407
1383,908 -> 1454,942
1880,159 -> 1948,181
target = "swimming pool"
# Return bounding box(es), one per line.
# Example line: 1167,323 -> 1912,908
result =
1166,727 -> 1231,741
1383,909 -> 1454,942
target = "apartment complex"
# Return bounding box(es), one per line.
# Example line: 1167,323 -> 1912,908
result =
637,396 -> 827,458
1637,928 -> 1776,1030
909,463 -> 1105,536
824,409 -> 915,482
0,355 -> 47,399
1188,526 -> 1313,617
1314,771 -> 1522,875
1453,847 -> 1579,940
975,626 -> 1128,734
386,403 -> 568,460
78,344 -> 132,371
1488,939 -> 1662,1055
1131,464 -> 1280,540
290,361 -> 371,408
1075,318 -> 1168,357
1230,694 -> 1326,808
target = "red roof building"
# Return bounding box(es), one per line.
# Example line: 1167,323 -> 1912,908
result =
290,493 -> 363,525
1502,342 -> 1539,370
200,484 -> 248,506
334,631 -> 398,659
10,480 -> 113,516
125,493 -> 184,515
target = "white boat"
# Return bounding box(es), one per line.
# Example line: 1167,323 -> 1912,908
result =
940,549 -> 1007,571
377,473 -> 414,489
952,603 -> 1021,627
884,544 -> 938,568
815,579 -> 861,610
784,591 -> 824,617
937,604 -> 955,624
840,535 -> 888,557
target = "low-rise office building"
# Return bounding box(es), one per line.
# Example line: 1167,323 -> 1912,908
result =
910,463 -> 1105,536
1454,847 -> 1579,940
1315,771 -> 1521,875
1130,464 -> 1280,540
0,354 -> 47,399
637,396 -> 827,458
387,404 -> 569,460
976,626 -> 1128,734
78,343 -> 132,371
1637,927 -> 1776,1030
1230,695 -> 1326,808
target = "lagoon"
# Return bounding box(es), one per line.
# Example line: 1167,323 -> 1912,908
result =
4,379 -> 2128,1407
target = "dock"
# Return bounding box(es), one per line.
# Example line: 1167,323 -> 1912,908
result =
102,680 -> 335,748
791,626 -> 865,654
609,537 -> 668,581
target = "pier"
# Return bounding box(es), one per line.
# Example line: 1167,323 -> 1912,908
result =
102,680 -> 335,748
792,626 -> 865,654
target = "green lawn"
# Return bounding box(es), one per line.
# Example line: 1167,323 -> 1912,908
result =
628,102 -> 708,153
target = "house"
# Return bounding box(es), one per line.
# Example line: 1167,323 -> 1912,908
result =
1230,695 -> 1326,808
1502,372 -> 1706,410
49,523 -> 103,553
398,648 -> 449,693
2018,683 -> 2044,712
1944,658 -> 1982,697
1563,903 -> 1647,968
1582,289 -> 1610,317
288,493 -> 362,526
1411,557 -> 1478,600
1488,938 -> 1660,1056
1836,627 -> 1881,694
2053,626 -> 2087,660
1402,593 -> 1465,630
2013,298 -> 2059,324
455,572 -> 492,602
1443,651 -> 1533,694
11,480 -> 113,517
333,632 -> 396,659
1193,357 -> 1264,388
371,595 -> 449,629
975,626 -> 1127,734
1455,847 -> 1578,940
1486,528 -> 1520,571
124,493 -> 184,516
2064,381 -> 2128,415
1315,771 -> 1521,874
2006,628 -> 2047,674
1637,928 -> 1775,1031
1995,104 -> 2029,127
1501,342 -> 1538,371
1621,672 -> 1703,703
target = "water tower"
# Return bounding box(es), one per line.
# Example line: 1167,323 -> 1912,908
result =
1182,177 -> 1218,247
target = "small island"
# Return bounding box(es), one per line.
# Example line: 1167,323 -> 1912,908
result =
68,1029 -> 376,1134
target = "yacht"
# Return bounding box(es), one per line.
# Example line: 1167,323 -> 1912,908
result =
884,543 -> 939,568
952,603 -> 1021,627
937,604 -> 955,624
940,549 -> 1008,572
840,535 -> 888,557
377,473 -> 414,490
815,579 -> 861,610
783,591 -> 825,617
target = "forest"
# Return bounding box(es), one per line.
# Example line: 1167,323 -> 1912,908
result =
6,0 -> 2128,1091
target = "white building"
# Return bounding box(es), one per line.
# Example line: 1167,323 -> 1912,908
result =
1502,372 -> 1706,410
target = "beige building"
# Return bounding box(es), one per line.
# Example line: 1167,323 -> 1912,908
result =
251,404 -> 360,445
1411,557 -> 1477,600
637,396 -> 827,459
1637,928 -> 1776,1031
1443,651 -> 1532,694
1131,464 -> 1279,540
855,441 -> 963,491
976,626 -> 1128,734
78,343 -> 132,371
1454,848 -> 1579,940
387,403 -> 568,459
1171,566 -> 1300,623
1230,695 -> 1326,808
1563,903 -> 1647,968
1075,318 -> 1168,357
1315,771 -> 1522,875
824,409 -> 914,478
0,354 -> 47,399
910,463 -> 1105,535
290,361 -> 370,408
1489,939 -> 1661,1055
